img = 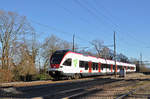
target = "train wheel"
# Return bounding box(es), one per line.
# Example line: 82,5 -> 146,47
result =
54,77 -> 59,81
74,74 -> 80,79
68,76 -> 72,80
79,73 -> 82,78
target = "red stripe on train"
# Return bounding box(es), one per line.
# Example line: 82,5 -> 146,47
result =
88,61 -> 92,73
111,64 -> 113,72
98,63 -> 101,72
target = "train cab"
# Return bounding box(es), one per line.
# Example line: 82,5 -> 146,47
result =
49,50 -> 75,79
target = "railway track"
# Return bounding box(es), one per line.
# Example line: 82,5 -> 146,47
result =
59,79 -> 149,99
39,78 -> 121,99
0,76 -> 122,99
116,82 -> 150,99
68,79 -> 150,99
64,80 -> 135,99
1,73 -> 150,99
0,75 -> 112,88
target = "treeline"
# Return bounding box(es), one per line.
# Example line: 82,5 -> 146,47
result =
0,10 -> 146,82
0,10 -> 76,82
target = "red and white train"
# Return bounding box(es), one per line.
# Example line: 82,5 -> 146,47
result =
48,50 -> 136,79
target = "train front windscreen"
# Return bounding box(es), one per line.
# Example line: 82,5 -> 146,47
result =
50,50 -> 68,64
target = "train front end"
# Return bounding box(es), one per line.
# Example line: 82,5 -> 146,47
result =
48,50 -> 68,79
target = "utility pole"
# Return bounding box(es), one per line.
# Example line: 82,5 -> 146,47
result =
72,34 -> 75,52
140,53 -> 142,71
114,31 -> 117,77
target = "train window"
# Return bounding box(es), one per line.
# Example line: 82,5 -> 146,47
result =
102,64 -> 109,69
120,66 -> 123,69
118,66 -> 122,69
113,65 -> 115,70
106,64 -> 109,68
95,63 -> 98,70
128,67 -> 130,69
106,64 -> 110,69
101,64 -> 105,70
92,62 -> 95,70
85,61 -> 88,70
132,67 -> 135,70
92,62 -> 97,70
113,65 -> 118,70
63,58 -> 72,66
79,61 -> 85,68
50,51 -> 67,64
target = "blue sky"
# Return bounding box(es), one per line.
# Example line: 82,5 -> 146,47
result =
1,0 -> 150,62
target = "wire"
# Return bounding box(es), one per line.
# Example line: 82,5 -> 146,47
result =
30,19 -> 91,46
73,0 -> 103,23
93,0 -> 149,46
73,0 -> 116,42
54,0 -> 91,24
83,0 -> 118,29
30,19 -> 71,35
30,0 -> 148,57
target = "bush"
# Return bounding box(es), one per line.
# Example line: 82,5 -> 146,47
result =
0,68 -> 52,82
34,73 -> 52,80
0,69 -> 13,83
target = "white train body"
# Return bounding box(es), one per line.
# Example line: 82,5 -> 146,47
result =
48,50 -> 136,79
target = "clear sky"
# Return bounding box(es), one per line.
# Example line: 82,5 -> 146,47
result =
0,0 -> 150,62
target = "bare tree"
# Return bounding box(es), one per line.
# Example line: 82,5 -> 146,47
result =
19,43 -> 37,77
0,10 -> 31,70
41,34 -> 71,69
100,46 -> 111,59
90,39 -> 104,57
11,40 -> 38,81
117,53 -> 129,62
60,40 -> 72,50
0,10 -> 38,82
42,35 -> 61,66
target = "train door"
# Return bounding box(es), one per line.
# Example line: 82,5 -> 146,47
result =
62,58 -> 72,73
88,61 -> 92,73
116,64 -> 118,73
111,64 -> 113,72
106,65 -> 110,73
98,62 -> 101,72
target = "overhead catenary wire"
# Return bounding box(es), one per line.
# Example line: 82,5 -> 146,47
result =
54,0 -> 91,24
54,0 -> 109,44
81,0 -> 149,48
76,0 -> 149,61
30,19 -> 71,35
73,0 -> 105,24
30,19 -> 91,46
83,0 -> 118,29
93,0 -> 149,46
31,0 -> 149,57
73,0 -> 116,41
29,0 -> 118,47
